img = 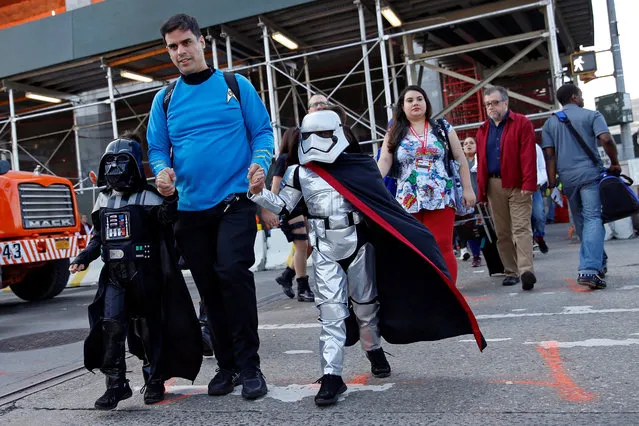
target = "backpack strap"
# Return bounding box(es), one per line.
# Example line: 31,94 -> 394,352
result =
223,71 -> 241,104
162,80 -> 177,117
430,118 -> 453,177
553,111 -> 600,168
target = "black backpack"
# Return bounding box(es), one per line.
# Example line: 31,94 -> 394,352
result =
163,71 -> 241,116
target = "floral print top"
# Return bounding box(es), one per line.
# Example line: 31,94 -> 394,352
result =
395,118 -> 455,213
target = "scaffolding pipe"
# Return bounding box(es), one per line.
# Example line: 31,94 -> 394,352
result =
212,38 -> 219,69
73,110 -> 83,192
106,67 -> 119,138
260,22 -> 280,155
327,39 -> 381,100
386,0 -> 547,40
388,38 -> 400,102
291,68 -> 300,126
225,33 -> 233,70
356,0 -> 378,140
258,64 -> 266,103
544,0 -> 564,99
375,0 -> 394,133
8,88 -> 19,170
304,57 -> 311,104
402,35 -> 414,85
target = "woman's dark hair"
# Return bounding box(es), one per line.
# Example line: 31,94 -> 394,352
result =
161,14 -> 202,41
325,104 -> 361,153
556,83 -> 581,106
281,127 -> 301,165
386,85 -> 432,153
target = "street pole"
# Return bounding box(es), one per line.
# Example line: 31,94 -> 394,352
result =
8,88 -> 19,171
606,0 -> 633,160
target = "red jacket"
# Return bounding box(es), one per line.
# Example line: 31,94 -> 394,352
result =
475,110 -> 537,202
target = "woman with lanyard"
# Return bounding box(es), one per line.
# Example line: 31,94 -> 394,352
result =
377,85 -> 475,283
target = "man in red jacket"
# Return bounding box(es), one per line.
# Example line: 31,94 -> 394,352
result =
476,86 -> 537,290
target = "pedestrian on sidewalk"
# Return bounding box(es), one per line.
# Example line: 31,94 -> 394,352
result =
70,133 -> 202,409
542,83 -> 620,289
456,136 -> 483,267
476,85 -> 538,290
378,85 -> 476,284
532,143 -> 550,254
250,110 -> 486,406
147,13 -> 272,399
274,94 -> 328,293
270,127 -> 314,302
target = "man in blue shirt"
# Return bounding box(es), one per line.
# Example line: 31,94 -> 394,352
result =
147,14 -> 273,399
542,83 -> 620,290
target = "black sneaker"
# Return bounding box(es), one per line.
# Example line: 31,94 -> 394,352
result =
240,367 -> 268,399
314,374 -> 347,406
577,273 -> 607,290
94,380 -> 132,410
366,348 -> 391,378
143,381 -> 165,405
502,276 -> 520,286
207,368 -> 240,396
534,236 -> 549,254
599,266 -> 608,279
521,271 -> 537,291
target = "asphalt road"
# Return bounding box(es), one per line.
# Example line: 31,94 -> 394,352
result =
1,223 -> 638,425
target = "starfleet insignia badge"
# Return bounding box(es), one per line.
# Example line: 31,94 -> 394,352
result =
227,88 -> 237,103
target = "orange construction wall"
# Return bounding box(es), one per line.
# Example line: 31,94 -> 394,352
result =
0,0 -> 65,30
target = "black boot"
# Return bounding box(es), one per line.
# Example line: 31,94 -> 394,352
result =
296,276 -> 314,302
96,320 -> 131,411
366,348 -> 391,378
314,374 -> 347,406
276,267 -> 296,298
95,376 -> 133,410
141,363 -> 165,404
199,303 -> 214,356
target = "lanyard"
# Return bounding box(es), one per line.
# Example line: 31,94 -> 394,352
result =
409,121 -> 429,152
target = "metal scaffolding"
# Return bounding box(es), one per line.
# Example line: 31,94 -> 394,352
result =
1,0 -> 567,185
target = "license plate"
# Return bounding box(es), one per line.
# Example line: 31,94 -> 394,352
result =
55,239 -> 70,250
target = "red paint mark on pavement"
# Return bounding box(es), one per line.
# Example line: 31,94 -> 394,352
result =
347,374 -> 369,385
496,341 -> 596,402
564,277 -> 591,293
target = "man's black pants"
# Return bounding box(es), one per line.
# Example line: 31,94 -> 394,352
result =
174,196 -> 259,372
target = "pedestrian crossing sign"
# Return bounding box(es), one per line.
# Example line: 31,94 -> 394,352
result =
570,51 -> 597,76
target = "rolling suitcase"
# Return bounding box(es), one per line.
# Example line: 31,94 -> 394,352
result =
477,203 -> 504,276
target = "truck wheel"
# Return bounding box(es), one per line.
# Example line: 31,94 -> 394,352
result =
10,259 -> 71,301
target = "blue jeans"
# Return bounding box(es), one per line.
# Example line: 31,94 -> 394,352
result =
565,181 -> 606,275
531,189 -> 546,238
104,280 -> 127,324
545,195 -> 555,222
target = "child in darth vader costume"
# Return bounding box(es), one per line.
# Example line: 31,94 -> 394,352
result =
70,134 -> 202,410
249,110 -> 486,406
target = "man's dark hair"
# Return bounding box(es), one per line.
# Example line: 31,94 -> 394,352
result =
160,14 -> 202,41
556,83 -> 581,106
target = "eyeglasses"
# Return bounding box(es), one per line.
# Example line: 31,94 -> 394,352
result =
484,100 -> 505,108
308,101 -> 328,109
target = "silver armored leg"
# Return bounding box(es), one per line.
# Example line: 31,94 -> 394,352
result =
347,242 -> 381,352
312,248 -> 349,376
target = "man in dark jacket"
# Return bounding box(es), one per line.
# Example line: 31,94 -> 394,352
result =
476,85 -> 537,290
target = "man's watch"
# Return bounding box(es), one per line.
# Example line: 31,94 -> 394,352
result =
547,183 -> 557,189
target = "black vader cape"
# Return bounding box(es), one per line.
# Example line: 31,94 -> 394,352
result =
82,186 -> 202,381
306,154 -> 487,351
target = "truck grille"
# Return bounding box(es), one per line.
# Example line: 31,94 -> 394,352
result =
18,183 -> 76,229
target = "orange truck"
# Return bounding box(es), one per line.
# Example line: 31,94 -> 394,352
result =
0,159 -> 88,301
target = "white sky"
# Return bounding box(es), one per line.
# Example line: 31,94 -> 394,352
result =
580,0 -> 638,109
